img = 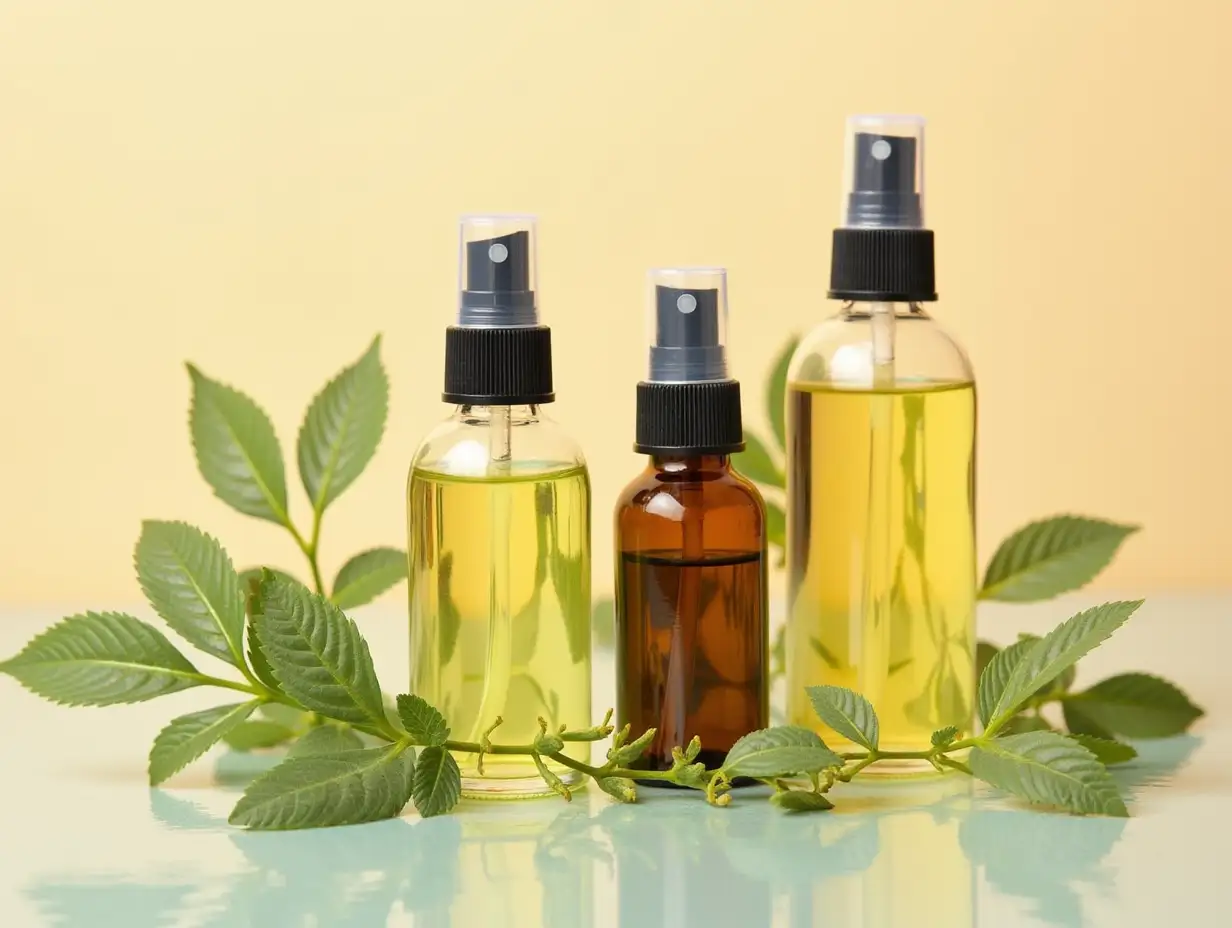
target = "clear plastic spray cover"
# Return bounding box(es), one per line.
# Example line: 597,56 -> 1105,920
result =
645,267 -> 730,383
840,115 -> 926,229
457,214 -> 540,327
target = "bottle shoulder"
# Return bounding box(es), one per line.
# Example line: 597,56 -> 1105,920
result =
412,408 -> 586,478
615,468 -> 765,519
790,306 -> 974,386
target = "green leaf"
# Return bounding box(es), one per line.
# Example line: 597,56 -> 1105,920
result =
135,521 -> 246,667
985,601 -> 1143,732
767,334 -> 799,452
592,597 -> 615,649
975,640 -> 999,681
149,701 -> 259,785
1002,714 -> 1053,734
240,572 -> 283,693
734,432 -> 785,489
806,686 -> 879,750
396,694 -> 450,746
722,726 -> 843,778
1062,701 -> 1113,740
331,548 -> 408,610
765,501 -> 786,566
770,790 -> 833,813
187,363 -> 289,525
931,726 -> 960,747
223,719 -> 297,751
968,731 -> 1128,816
979,516 -> 1139,602
977,637 -> 1037,727
1068,734 -> 1137,766
287,725 -> 365,757
229,744 -> 416,830
297,336 -> 389,516
413,745 -> 461,818
253,574 -> 386,725
1062,672 -> 1205,738
0,612 -> 200,706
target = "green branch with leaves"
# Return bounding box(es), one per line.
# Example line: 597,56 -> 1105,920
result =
0,336 -> 1206,831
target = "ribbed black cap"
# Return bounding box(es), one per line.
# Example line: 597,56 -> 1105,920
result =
635,381 -> 744,455
828,228 -> 937,302
443,326 -> 554,405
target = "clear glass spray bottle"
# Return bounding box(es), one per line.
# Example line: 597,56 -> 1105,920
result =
408,215 -> 591,797
615,268 -> 768,774
785,118 -> 976,767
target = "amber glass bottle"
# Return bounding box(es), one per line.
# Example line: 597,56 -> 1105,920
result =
614,268 -> 768,775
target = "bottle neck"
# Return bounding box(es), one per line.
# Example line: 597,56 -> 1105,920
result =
456,403 -> 542,423
840,300 -> 930,319
649,453 -> 732,475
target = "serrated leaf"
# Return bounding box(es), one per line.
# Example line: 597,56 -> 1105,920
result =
1062,672 -> 1204,738
223,719 -> 298,751
135,521 -> 246,667
331,548 -> 408,610
770,790 -> 833,813
975,640 -> 999,681
1068,734 -> 1137,766
396,694 -> 449,746
287,725 -> 365,757
413,745 -> 461,818
969,731 -> 1128,816
767,334 -> 799,452
1062,701 -> 1113,739
986,601 -> 1143,732
149,701 -> 259,785
734,432 -> 785,488
254,575 -> 386,725
229,744 -> 415,830
1002,715 -> 1054,734
931,726 -> 960,747
806,686 -> 879,750
0,612 -> 200,706
977,637 -> 1038,727
241,572 -> 283,693
722,726 -> 843,778
187,364 -> 289,525
298,336 -> 389,516
765,501 -> 786,566
979,516 -> 1139,602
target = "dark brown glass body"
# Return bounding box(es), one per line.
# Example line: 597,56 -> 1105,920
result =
614,454 -> 769,777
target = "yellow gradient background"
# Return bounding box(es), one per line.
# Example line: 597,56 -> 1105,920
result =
2,1 -> 1229,602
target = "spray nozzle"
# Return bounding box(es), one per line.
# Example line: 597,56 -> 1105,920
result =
646,268 -> 729,383
842,116 -> 926,230
457,215 -> 539,327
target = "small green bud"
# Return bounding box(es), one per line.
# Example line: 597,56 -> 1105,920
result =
684,735 -> 702,762
534,733 -> 565,755
597,777 -> 638,803
611,723 -> 631,751
608,727 -> 656,766
675,762 -> 709,788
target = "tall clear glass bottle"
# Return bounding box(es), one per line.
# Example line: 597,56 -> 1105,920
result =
786,118 -> 976,765
615,268 -> 768,773
408,215 -> 591,798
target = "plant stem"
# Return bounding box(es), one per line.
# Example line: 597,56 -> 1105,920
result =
286,520 -> 326,596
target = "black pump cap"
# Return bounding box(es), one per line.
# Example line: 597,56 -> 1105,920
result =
845,132 -> 923,229
460,229 -> 536,326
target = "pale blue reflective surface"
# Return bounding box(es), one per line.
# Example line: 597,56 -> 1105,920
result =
1,595 -> 1228,927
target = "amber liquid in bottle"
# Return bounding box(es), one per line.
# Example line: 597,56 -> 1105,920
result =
615,455 -> 768,775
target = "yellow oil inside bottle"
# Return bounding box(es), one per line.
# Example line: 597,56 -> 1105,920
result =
408,464 -> 591,797
786,381 -> 975,762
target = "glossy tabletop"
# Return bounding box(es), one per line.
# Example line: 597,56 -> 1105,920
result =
1,593 -> 1228,927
